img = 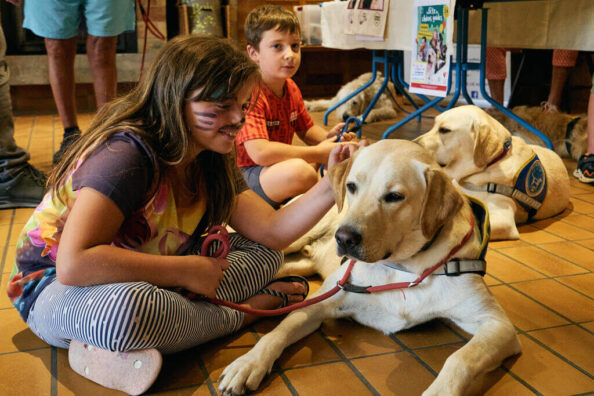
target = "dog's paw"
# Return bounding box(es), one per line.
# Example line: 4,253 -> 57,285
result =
218,352 -> 271,395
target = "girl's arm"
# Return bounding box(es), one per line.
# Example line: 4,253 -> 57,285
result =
56,187 -> 228,298
229,144 -> 359,250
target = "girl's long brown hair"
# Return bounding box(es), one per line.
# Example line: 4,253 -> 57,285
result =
48,35 -> 260,230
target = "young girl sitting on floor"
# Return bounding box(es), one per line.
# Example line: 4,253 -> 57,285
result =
7,35 -> 358,395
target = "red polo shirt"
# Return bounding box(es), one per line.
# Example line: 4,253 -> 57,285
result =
236,79 -> 314,168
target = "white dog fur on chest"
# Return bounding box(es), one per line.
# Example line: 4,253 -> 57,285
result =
219,140 -> 521,396
305,72 -> 398,123
416,105 -> 570,240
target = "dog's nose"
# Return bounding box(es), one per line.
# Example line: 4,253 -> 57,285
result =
342,113 -> 350,121
335,226 -> 362,250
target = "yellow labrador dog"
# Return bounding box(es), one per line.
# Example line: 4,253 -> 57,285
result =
219,140 -> 521,396
305,72 -> 398,122
416,105 -> 569,240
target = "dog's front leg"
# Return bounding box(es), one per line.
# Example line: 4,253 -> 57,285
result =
486,196 -> 521,240
423,313 -> 521,396
218,300 -> 336,395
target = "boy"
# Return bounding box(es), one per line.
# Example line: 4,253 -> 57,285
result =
236,5 -> 354,208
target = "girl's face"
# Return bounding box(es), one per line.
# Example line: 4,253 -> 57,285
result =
184,80 -> 255,156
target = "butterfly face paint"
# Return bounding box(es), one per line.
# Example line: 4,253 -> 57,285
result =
184,81 -> 255,156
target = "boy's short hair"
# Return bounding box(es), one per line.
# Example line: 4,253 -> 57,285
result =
245,5 -> 301,50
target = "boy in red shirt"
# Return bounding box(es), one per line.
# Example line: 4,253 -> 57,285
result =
236,5 -> 354,208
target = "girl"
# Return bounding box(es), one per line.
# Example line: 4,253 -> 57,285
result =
7,35 -> 357,395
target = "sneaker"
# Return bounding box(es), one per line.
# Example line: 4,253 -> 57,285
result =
573,153 -> 594,184
53,128 -> 81,164
0,163 -> 47,209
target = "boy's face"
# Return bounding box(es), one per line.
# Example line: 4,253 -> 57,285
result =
247,27 -> 301,83
184,80 -> 255,156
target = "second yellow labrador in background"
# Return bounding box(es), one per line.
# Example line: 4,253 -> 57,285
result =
416,105 -> 569,240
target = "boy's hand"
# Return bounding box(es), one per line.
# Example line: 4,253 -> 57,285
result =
327,122 -> 346,139
339,132 -> 358,142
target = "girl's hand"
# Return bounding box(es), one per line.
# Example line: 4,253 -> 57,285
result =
327,140 -> 368,170
326,122 -> 346,139
183,256 -> 230,298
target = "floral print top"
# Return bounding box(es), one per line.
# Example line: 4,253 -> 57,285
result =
6,131 -> 247,321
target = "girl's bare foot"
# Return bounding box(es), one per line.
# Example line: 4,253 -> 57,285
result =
241,279 -> 308,325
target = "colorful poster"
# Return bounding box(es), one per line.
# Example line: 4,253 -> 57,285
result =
343,0 -> 389,39
409,0 -> 454,97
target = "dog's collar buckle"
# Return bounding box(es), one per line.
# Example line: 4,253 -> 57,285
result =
339,281 -> 371,294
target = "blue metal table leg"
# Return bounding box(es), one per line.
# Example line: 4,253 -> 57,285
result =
382,97 -> 444,139
323,50 -> 379,126
360,52 -> 392,123
459,8 -> 474,105
476,8 -> 552,149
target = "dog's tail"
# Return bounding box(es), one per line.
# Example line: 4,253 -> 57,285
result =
305,98 -> 334,112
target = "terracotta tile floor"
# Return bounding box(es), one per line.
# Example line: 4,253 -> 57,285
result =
1,107 -> 593,395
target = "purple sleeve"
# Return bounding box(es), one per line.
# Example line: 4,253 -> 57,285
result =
72,132 -> 156,218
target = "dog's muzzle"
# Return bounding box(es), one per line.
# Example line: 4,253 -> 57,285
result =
335,226 -> 362,257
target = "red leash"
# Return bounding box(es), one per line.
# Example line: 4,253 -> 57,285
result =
197,213 -> 474,316
195,226 -> 349,316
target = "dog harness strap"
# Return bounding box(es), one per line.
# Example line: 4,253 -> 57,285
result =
361,210 -> 476,293
432,259 -> 486,276
565,116 -> 581,156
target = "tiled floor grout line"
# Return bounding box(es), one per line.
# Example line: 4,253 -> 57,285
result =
196,353 -> 219,395
50,346 -> 58,396
249,327 -> 300,395
489,272 -> 594,336
489,246 -> 594,303
515,327 -> 594,379
388,334 -> 438,377
0,210 -> 15,305
0,346 -> 51,357
24,116 -> 35,152
524,321 -> 594,334
318,329 -> 381,395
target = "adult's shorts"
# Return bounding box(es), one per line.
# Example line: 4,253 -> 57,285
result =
24,0 -> 136,39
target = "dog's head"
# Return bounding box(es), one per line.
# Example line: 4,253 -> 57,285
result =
328,140 -> 463,263
334,72 -> 382,122
415,105 -> 512,180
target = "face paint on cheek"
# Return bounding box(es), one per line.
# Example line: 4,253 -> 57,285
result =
194,112 -> 219,129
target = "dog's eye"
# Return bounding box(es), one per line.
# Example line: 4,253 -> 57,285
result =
352,101 -> 358,105
438,127 -> 451,134
384,192 -> 404,203
346,182 -> 357,194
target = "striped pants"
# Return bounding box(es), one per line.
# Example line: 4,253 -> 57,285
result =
26,233 -> 282,355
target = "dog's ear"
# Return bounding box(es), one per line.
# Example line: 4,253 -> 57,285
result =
328,157 -> 354,212
472,113 -> 512,168
420,168 -> 464,239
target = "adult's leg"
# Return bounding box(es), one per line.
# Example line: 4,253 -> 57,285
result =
0,26 -> 45,207
86,35 -> 117,109
545,49 -> 579,111
485,47 -> 507,105
45,37 -> 79,129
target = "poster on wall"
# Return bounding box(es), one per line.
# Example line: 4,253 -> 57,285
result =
409,0 -> 454,97
343,0 -> 389,39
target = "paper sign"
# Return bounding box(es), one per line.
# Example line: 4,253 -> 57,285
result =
344,0 -> 389,39
409,0 -> 454,97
